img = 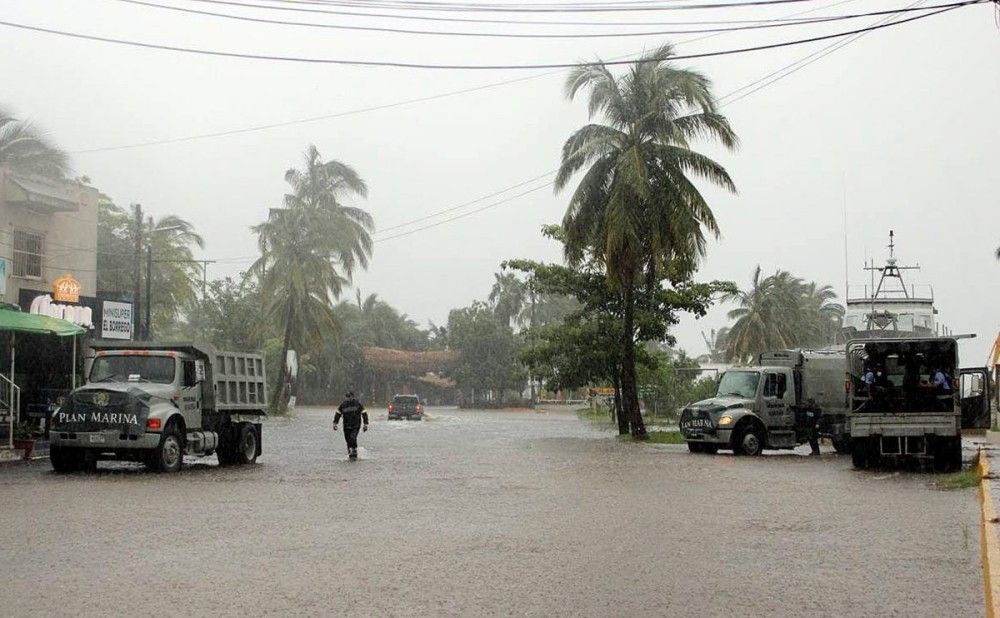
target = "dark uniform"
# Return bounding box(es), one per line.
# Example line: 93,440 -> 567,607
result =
333,393 -> 369,458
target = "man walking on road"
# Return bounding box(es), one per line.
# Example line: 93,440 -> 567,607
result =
333,391 -> 369,459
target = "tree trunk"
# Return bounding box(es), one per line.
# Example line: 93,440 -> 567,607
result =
613,370 -> 628,435
271,301 -> 295,413
621,283 -> 647,439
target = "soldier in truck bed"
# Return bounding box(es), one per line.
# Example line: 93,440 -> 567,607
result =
333,392 -> 369,459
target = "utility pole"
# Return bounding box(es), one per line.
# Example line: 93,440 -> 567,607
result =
529,279 -> 536,404
145,246 -> 153,340
131,203 -> 143,341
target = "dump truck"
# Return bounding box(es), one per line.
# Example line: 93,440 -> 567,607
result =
846,337 -> 990,471
49,342 -> 267,473
679,348 -> 849,456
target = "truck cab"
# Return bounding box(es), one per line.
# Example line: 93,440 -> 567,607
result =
679,365 -> 803,456
846,337 -> 989,471
49,342 -> 266,473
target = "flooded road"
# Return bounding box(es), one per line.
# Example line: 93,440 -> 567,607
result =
0,407 -> 983,616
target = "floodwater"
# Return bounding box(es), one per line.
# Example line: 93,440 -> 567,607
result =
0,406 -> 983,616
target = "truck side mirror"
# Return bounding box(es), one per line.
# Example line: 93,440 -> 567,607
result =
195,360 -> 206,383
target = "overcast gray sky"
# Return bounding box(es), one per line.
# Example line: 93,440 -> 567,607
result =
3,0 -> 998,361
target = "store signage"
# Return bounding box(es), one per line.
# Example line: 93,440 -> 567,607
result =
52,273 -> 81,303
101,301 -> 133,340
30,294 -> 93,328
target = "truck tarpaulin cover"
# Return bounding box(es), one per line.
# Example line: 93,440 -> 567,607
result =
52,388 -> 151,436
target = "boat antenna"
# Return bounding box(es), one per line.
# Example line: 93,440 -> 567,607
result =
842,173 -> 849,299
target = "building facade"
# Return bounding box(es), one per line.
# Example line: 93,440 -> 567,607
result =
0,168 -> 99,304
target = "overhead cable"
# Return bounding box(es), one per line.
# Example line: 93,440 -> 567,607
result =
68,0 -> 858,154
114,0 -> 960,39
0,1 -> 982,70
174,0 -> 858,26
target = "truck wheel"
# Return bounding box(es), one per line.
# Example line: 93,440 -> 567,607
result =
734,424 -> 764,456
831,436 -> 852,455
50,445 -> 82,473
933,437 -> 962,473
149,425 -> 183,473
851,438 -> 868,469
234,423 -> 258,465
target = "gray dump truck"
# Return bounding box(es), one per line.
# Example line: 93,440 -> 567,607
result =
49,342 -> 267,473
679,349 -> 849,456
847,337 -> 990,471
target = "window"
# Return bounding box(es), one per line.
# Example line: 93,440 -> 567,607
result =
763,373 -> 787,399
182,361 -> 197,388
12,230 -> 43,278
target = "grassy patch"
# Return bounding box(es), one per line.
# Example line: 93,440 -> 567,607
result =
617,430 -> 685,445
935,468 -> 980,490
577,406 -> 614,425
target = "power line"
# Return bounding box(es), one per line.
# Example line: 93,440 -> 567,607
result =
0,1 -> 983,70
177,0 -> 826,15
376,171 -> 558,234
68,0 -> 859,154
718,0 -> 930,105
113,0 -> 944,39
374,182 -> 554,243
176,0 -> 856,26
369,0 -> 938,243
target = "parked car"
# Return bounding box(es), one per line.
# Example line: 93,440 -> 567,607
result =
388,395 -> 424,420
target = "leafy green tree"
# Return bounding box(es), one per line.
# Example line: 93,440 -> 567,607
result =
181,277 -> 268,351
637,351 -> 716,421
250,145 -> 374,412
508,234 -> 731,434
0,105 -> 68,177
447,301 -> 523,405
556,44 -> 738,437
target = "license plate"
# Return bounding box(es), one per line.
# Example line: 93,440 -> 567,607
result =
89,434 -> 105,444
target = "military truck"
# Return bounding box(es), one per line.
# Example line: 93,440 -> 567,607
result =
679,349 -> 849,456
846,337 -> 990,471
49,342 -> 267,473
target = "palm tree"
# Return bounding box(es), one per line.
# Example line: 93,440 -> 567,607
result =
94,200 -> 204,337
724,266 -> 798,362
725,267 -> 844,361
489,272 -> 527,329
0,105 -> 69,177
250,145 -> 374,412
556,44 -> 738,436
144,212 -> 205,333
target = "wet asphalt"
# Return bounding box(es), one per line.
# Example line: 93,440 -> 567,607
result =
0,406 -> 984,617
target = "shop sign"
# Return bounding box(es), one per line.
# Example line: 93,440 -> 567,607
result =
52,273 -> 81,303
30,294 -> 93,328
101,301 -> 133,340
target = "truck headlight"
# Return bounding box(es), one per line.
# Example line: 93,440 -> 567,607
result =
718,415 -> 734,427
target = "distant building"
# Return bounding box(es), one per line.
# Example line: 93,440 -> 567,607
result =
0,168 -> 99,305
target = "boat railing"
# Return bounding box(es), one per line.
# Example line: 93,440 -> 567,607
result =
846,283 -> 934,302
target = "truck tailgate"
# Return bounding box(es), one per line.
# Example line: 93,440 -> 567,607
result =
852,413 -> 958,437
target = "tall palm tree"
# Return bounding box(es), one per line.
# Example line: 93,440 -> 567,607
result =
144,212 -> 205,333
725,267 -> 844,361
489,272 -> 527,329
724,266 -> 798,362
556,44 -> 738,436
250,145 -> 374,412
0,105 -> 69,177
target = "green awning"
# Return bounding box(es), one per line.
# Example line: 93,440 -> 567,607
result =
0,308 -> 85,337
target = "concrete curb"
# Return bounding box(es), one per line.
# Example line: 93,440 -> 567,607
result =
979,450 -> 1000,618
